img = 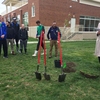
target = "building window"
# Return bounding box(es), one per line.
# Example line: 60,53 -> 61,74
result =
79,16 -> 100,31
31,6 -> 35,17
72,0 -> 78,2
23,12 -> 29,27
17,15 -> 20,25
7,14 -> 11,22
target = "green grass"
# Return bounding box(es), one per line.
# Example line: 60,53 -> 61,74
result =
0,41 -> 100,100
28,37 -> 38,41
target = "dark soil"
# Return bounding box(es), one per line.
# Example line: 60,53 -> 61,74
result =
80,71 -> 99,79
63,62 -> 76,73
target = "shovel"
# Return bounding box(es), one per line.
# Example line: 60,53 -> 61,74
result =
57,32 -> 66,82
35,32 -> 43,80
42,32 -> 51,80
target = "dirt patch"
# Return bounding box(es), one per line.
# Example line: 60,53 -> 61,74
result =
63,62 -> 76,73
67,62 -> 76,68
80,71 -> 99,79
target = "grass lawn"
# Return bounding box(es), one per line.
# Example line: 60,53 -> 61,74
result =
0,40 -> 100,100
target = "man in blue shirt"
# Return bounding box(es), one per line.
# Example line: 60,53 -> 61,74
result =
0,15 -> 8,58
47,21 -> 61,58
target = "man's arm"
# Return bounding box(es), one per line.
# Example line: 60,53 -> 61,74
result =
47,28 -> 51,40
1,23 -> 7,39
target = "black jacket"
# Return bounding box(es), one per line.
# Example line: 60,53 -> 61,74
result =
47,26 -> 61,40
19,28 -> 28,40
11,22 -> 20,38
6,26 -> 15,39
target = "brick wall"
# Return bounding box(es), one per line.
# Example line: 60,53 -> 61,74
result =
3,0 -> 100,27
39,0 -> 100,26
28,0 -> 40,26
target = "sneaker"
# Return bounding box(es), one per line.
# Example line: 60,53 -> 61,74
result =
41,49 -> 47,55
41,52 -> 44,55
49,56 -> 52,58
3,56 -> 8,58
32,50 -> 38,56
11,51 -> 15,55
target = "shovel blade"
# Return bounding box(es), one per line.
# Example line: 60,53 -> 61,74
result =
35,72 -> 42,80
58,74 -> 66,82
43,73 -> 50,80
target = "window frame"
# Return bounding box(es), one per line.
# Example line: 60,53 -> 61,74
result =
31,6 -> 35,17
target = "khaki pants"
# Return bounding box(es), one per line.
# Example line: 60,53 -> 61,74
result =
7,39 -> 14,52
49,40 -> 58,57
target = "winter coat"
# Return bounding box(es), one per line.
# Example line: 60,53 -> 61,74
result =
6,26 -> 15,39
11,22 -> 20,39
47,26 -> 61,40
0,22 -> 7,40
19,28 -> 28,40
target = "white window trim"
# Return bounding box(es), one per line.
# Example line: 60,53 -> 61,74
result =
31,6 -> 35,17
72,0 -> 78,2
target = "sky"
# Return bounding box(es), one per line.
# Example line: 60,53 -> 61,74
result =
0,0 -> 6,14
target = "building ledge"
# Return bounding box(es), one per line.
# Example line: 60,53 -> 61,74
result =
80,0 -> 100,7
2,0 -> 28,6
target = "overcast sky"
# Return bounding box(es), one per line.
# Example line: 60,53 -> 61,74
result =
0,0 -> 6,14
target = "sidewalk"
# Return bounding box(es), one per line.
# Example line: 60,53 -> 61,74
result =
27,40 -> 95,44
27,41 -> 50,44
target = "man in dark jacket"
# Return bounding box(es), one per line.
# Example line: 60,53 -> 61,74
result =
11,17 -> 20,52
6,21 -> 15,55
0,15 -> 8,58
47,21 -> 61,58
19,24 -> 28,54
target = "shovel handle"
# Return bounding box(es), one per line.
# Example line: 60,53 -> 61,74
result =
45,66 -> 47,73
37,65 -> 39,71
58,32 -> 63,66
43,32 -> 46,66
38,31 -> 43,64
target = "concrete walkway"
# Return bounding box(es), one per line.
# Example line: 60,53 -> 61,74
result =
27,40 -> 95,44
27,41 -> 50,44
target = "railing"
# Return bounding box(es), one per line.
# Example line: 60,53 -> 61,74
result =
61,25 -> 83,40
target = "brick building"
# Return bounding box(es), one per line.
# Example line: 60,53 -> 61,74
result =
1,0 -> 100,40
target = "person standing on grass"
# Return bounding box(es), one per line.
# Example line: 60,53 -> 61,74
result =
11,17 -> 20,52
47,21 -> 61,58
19,24 -> 28,54
95,21 -> 100,63
6,21 -> 15,55
32,20 -> 45,56
0,15 -> 8,58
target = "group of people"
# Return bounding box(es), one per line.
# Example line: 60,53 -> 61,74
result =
32,20 -> 61,58
0,14 -> 100,64
0,15 -> 28,58
0,14 -> 61,59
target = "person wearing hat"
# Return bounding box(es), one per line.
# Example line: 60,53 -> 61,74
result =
32,20 -> 45,56
47,21 -> 61,58
0,15 -> 8,58
11,17 -> 20,52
